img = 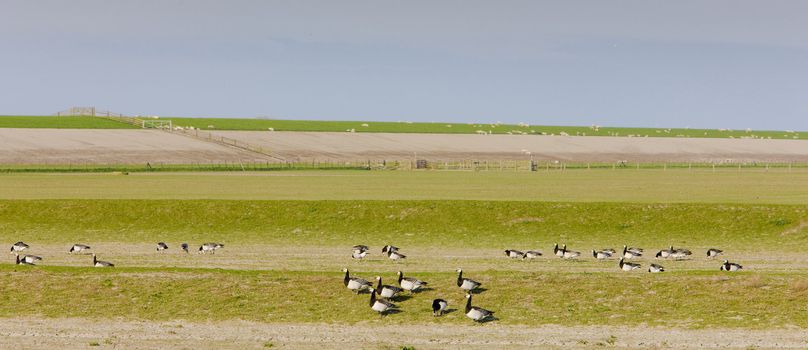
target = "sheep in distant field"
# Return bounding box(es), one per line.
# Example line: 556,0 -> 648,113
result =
361,123 -> 369,127
267,127 -> 274,131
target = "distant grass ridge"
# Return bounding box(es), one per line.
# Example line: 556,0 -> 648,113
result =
0,116 -> 139,129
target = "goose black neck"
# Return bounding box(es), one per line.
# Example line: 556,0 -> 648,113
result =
397,272 -> 403,284
376,278 -> 382,292
456,271 -> 463,286
369,289 -> 376,306
465,295 -> 472,313
343,270 -> 349,286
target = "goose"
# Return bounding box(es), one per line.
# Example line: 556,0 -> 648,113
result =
601,248 -> 617,255
670,247 -> 692,260
504,249 -> 525,259
626,246 -> 644,254
464,294 -> 494,322
181,243 -> 189,253
198,243 -> 223,254
618,258 -> 641,271
553,243 -> 564,258
720,260 -> 743,272
387,249 -> 406,261
10,241 -> 29,253
707,248 -> 723,258
69,244 -> 91,254
375,276 -> 403,299
352,245 -> 369,253
432,299 -> 448,316
342,268 -> 371,293
156,242 -> 168,252
456,269 -> 481,292
524,250 -> 543,259
381,245 -> 399,254
368,288 -> 396,316
14,253 -> 39,265
561,244 -> 580,259
352,250 -> 369,260
592,249 -> 612,260
396,271 -> 427,292
622,245 -> 642,259
655,247 -> 673,259
92,254 -> 114,267
648,263 -> 665,273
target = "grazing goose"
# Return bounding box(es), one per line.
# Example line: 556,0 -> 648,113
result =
387,249 -> 407,261
622,245 -> 642,259
92,254 -> 114,267
618,258 -> 641,271
592,249 -> 612,260
524,250 -> 543,259
375,276 -> 403,299
648,263 -> 665,273
456,269 -> 481,292
181,243 -> 189,253
561,244 -> 580,259
464,294 -> 494,322
156,242 -> 168,252
504,249 -> 525,259
553,243 -> 564,258
10,241 -> 29,253
368,288 -> 396,316
353,245 -> 369,253
14,253 -> 39,265
670,247 -> 692,260
655,247 -> 673,259
69,244 -> 91,254
432,298 -> 448,316
198,243 -> 224,254
352,250 -> 369,260
342,268 -> 371,293
381,245 -> 399,254
396,271 -> 427,292
720,260 -> 743,272
707,248 -> 723,258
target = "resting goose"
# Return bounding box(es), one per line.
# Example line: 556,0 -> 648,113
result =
524,250 -> 543,259
601,248 -> 617,254
618,258 -> 641,271
592,250 -> 612,260
648,263 -> 665,273
198,243 -> 224,254
396,271 -> 427,292
504,250 -> 525,259
561,244 -> 580,259
432,299 -> 448,316
670,247 -> 692,260
353,245 -> 369,253
69,244 -> 91,254
352,250 -> 369,260
381,245 -> 399,254
464,294 -> 494,322
720,260 -> 743,272
181,243 -> 189,253
342,268 -> 371,293
375,276 -> 403,299
368,288 -> 396,316
553,243 -> 564,258
156,242 -> 168,252
387,249 -> 406,261
707,248 -> 723,258
92,254 -> 114,267
10,241 -> 29,253
456,269 -> 481,291
655,247 -> 673,259
622,245 -> 642,259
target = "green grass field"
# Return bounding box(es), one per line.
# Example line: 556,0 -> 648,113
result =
1,115 -> 803,139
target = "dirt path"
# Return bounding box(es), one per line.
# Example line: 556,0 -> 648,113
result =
1,318 -> 805,349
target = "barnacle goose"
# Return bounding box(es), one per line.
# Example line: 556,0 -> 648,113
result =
198,243 -> 223,254
618,258 -> 641,271
670,247 -> 692,260
655,247 -> 673,259
342,268 -> 371,293
456,268 -> 481,292
92,254 -> 114,267
561,244 -> 580,259
707,248 -> 723,258
396,271 -> 427,292
15,253 -> 40,265
504,250 -> 525,259
464,294 -> 494,322
381,245 -> 399,253
353,245 -> 370,253
375,276 -> 403,299
181,243 -> 189,253
622,245 -> 642,259
10,241 -> 29,253
69,244 -> 91,254
648,263 -> 665,273
553,243 -> 564,257
720,260 -> 743,271
524,250 -> 543,259
368,288 -> 396,316
387,249 -> 406,261
156,242 -> 168,252
432,299 -> 448,316
592,249 -> 612,260
352,250 -> 369,260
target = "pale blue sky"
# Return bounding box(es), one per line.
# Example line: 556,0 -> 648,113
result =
1,0 -> 807,129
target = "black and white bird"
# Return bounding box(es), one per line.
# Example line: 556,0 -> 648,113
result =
352,249 -> 369,260
720,260 -> 743,271
592,249 -> 613,260
342,268 -> 371,293
156,242 -> 169,252
504,249 -> 525,259
456,268 -> 481,292
353,245 -> 370,253
553,243 -> 564,258
92,254 -> 114,267
396,271 -> 427,292
15,253 -> 41,265
707,248 -> 723,258
69,244 -> 91,254
375,276 -> 403,299
670,247 -> 692,260
381,245 -> 399,254
619,258 -> 641,271
181,243 -> 189,253
198,243 -> 224,254
464,294 -> 494,322
10,241 -> 29,254
524,250 -> 543,259
622,245 -> 642,259
600,248 -> 617,255
648,263 -> 665,273
432,298 -> 448,316
368,288 -> 396,316
655,247 -> 673,259
386,249 -> 406,261
561,244 -> 580,259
